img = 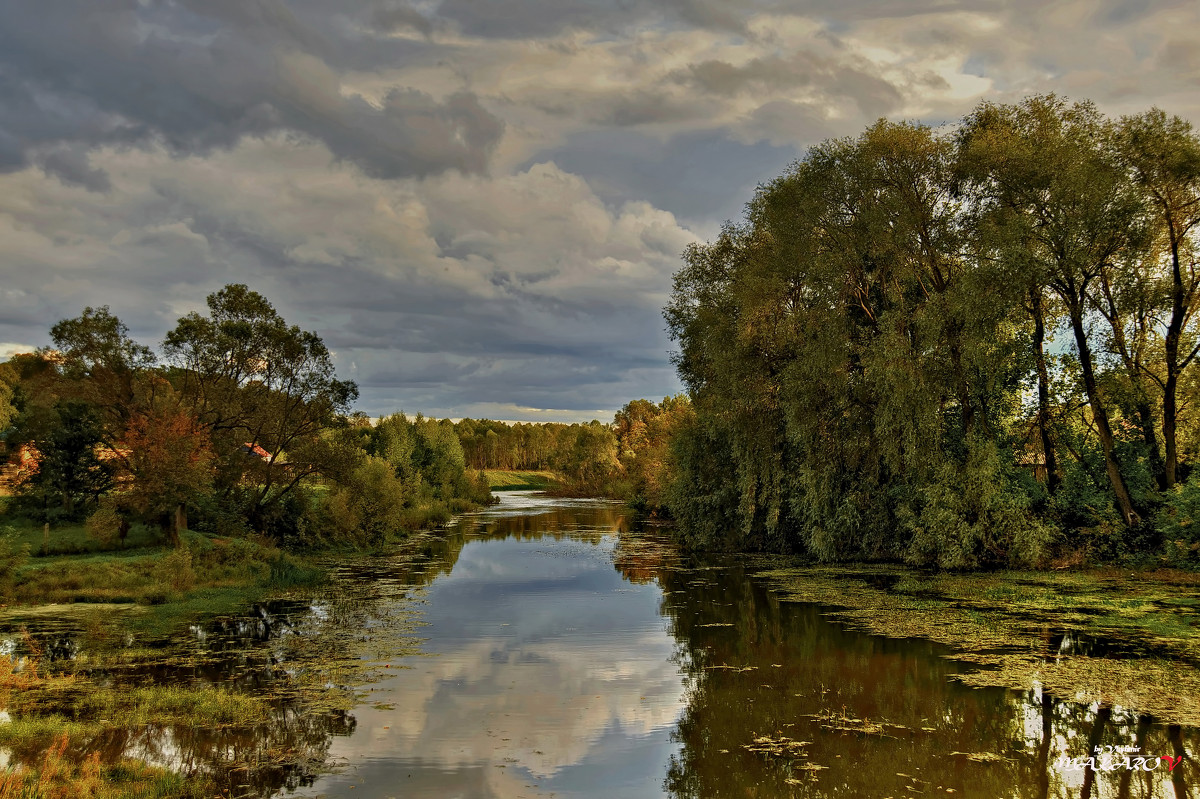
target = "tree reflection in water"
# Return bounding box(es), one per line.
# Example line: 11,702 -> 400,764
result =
633,530 -> 1199,799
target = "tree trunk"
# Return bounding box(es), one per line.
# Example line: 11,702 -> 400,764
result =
1116,714 -> 1152,799
171,503 -> 187,547
1034,689 -> 1054,799
1135,397 -> 1166,491
1070,308 -> 1140,526
1164,231 -> 1186,489
1167,723 -> 1188,799
1096,268 -> 1166,489
1031,291 -> 1059,494
1165,372 -> 1180,488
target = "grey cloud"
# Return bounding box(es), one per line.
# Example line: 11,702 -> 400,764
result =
3,0 -> 1197,423
675,53 -> 904,119
33,145 -> 112,193
1159,36 -> 1200,81
528,89 -> 704,128
0,0 -> 503,181
370,2 -> 435,37
0,144 -> 685,417
526,129 -> 796,224
432,0 -> 768,38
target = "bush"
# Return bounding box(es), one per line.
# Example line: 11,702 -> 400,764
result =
152,546 -> 195,594
1155,474 -> 1200,566
0,528 -> 29,599
266,554 -> 326,588
903,442 -> 1056,570
85,504 -> 125,549
302,456 -> 409,547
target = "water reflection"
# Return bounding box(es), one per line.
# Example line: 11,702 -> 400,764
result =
653,552 -> 1199,799
0,564 -> 420,796
3,495 -> 1196,798
294,494 -> 686,799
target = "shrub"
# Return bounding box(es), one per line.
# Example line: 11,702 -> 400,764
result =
1155,474 -> 1200,566
903,442 -> 1056,570
152,546 -> 195,594
302,456 -> 409,547
84,504 -> 125,549
0,528 -> 29,599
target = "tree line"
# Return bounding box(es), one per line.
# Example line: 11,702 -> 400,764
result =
0,279 -> 695,550
0,285 -> 489,549
453,404 -> 688,504
663,95 -> 1200,568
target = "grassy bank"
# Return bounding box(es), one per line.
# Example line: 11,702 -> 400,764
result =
0,524 -> 439,797
752,560 -> 1200,725
484,470 -> 558,491
0,515 -> 331,795
4,527 -> 323,608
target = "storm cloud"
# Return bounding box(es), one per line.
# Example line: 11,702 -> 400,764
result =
1,0 -> 1198,420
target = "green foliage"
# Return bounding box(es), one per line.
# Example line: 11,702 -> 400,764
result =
613,395 -> 693,511
84,504 -> 123,549
664,96 -> 1200,566
151,546 -> 195,595
0,361 -> 16,435
902,441 -> 1056,569
266,552 -> 326,588
553,421 -> 620,494
664,416 -> 741,550
0,527 -> 29,598
162,283 -> 359,532
1155,474 -> 1200,566
13,401 -> 113,521
305,456 -> 409,546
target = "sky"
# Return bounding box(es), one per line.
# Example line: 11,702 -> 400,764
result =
1,0 -> 1198,422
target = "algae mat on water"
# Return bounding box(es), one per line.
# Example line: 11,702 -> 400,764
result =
752,563 -> 1200,726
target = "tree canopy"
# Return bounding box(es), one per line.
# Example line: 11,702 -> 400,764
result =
666,96 -> 1200,568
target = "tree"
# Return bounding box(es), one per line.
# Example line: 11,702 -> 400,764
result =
1113,110 -> 1200,489
48,306 -> 156,433
0,361 -> 17,435
117,395 -> 216,545
21,401 -> 114,519
958,96 -> 1146,527
555,421 -> 620,492
614,395 -> 693,511
668,115 -> 1048,563
163,284 -> 358,531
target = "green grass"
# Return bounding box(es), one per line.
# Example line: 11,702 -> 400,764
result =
4,525 -> 324,610
3,517 -> 164,557
484,470 -> 559,491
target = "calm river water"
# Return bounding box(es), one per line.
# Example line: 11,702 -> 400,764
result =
5,492 -> 1198,798
292,492 -> 1199,799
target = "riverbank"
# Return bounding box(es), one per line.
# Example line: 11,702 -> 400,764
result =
482,469 -> 558,491
0,526 -> 442,798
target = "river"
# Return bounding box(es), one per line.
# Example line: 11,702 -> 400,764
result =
4,492 -> 1197,797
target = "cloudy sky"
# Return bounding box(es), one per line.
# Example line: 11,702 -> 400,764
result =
2,0 -> 1198,421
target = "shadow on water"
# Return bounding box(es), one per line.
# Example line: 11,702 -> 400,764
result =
630,532 -> 1199,799
3,495 -> 1197,798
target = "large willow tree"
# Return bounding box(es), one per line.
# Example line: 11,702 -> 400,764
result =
667,96 -> 1200,567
